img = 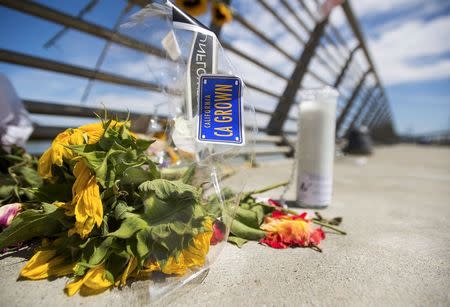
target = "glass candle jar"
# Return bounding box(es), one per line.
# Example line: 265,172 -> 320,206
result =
296,87 -> 339,208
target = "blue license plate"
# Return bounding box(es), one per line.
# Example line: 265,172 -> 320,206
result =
197,75 -> 244,145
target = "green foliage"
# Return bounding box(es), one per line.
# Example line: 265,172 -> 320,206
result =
106,178 -> 208,266
0,145 -> 42,205
227,236 -> 247,248
207,184 -> 288,247
230,219 -> 266,241
0,203 -> 68,249
0,119 -> 218,288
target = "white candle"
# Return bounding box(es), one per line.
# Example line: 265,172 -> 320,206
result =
296,87 -> 339,208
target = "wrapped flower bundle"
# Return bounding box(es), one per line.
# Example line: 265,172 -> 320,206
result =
0,120 -> 215,296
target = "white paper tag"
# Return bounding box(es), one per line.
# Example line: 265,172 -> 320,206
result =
171,117 -> 196,153
161,30 -> 181,61
297,172 -> 332,206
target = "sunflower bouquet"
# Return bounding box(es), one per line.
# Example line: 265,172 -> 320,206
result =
0,119 -> 222,296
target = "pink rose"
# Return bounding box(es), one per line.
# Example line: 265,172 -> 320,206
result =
0,203 -> 21,228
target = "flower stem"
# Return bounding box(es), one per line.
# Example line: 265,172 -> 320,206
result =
312,219 -> 347,235
245,181 -> 289,197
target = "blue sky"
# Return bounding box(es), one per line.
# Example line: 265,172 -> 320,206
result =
0,0 -> 449,135
351,0 -> 450,135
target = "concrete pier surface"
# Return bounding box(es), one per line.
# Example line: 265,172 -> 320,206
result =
1,144 -> 449,306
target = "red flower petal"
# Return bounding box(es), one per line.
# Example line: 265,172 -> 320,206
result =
210,220 -> 226,245
310,228 -> 325,246
271,211 -> 287,218
260,213 -> 325,249
268,199 -> 283,207
292,212 -> 307,220
260,235 -> 288,249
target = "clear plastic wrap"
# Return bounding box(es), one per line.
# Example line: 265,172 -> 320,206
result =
109,0 -> 257,301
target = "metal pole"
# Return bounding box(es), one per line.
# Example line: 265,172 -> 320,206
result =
233,13 -> 296,62
336,69 -> 371,133
361,96 -> 383,125
0,0 -> 165,58
368,106 -> 386,128
352,89 -> 381,128
0,49 -> 175,93
81,3 -> 134,103
278,0 -> 342,75
344,85 -> 378,133
267,18 -> 329,135
333,44 -> 360,88
44,0 -> 100,49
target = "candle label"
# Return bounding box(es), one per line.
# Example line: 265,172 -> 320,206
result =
297,172 -> 332,206
197,74 -> 244,145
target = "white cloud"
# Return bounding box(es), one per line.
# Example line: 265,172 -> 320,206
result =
326,0 -> 450,85
368,15 -> 450,84
352,0 -> 422,16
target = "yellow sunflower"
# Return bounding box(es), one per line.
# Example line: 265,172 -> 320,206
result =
20,249 -> 75,280
176,0 -> 208,16
65,265 -> 113,296
212,2 -> 233,27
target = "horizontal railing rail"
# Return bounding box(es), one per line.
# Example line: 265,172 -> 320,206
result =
0,0 -> 396,157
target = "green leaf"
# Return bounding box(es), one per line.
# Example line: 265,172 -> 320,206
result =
250,205 -> 265,225
108,216 -> 148,239
135,229 -> 151,259
227,235 -> 248,248
114,201 -> 135,220
0,184 -> 15,201
142,194 -> 196,226
139,179 -> 199,201
235,207 -> 260,228
160,167 -> 188,181
87,237 -> 115,266
13,165 -> 42,187
31,183 -> 72,203
0,203 -> 67,249
181,164 -> 196,184
121,166 -> 156,186
230,219 -> 266,241
105,253 -> 129,281
135,139 -> 154,153
70,148 -> 110,186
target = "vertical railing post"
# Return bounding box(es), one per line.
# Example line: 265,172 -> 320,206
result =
333,44 -> 360,88
342,0 -> 395,139
368,105 -> 386,128
361,96 -> 382,125
353,90 -> 381,128
267,18 -> 328,135
336,69 -> 371,135
344,85 -> 378,135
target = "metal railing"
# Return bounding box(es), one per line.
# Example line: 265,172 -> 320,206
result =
0,0 -> 396,157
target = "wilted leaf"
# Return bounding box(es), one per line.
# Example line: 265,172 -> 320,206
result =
227,235 -> 248,248
108,216 -> 148,239
31,183 -> 72,203
235,207 -> 260,228
87,237 -> 115,266
121,166 -> 156,186
114,201 -> 135,220
139,179 -> 199,200
230,219 -> 266,241
0,203 -> 68,249
181,164 -> 196,184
